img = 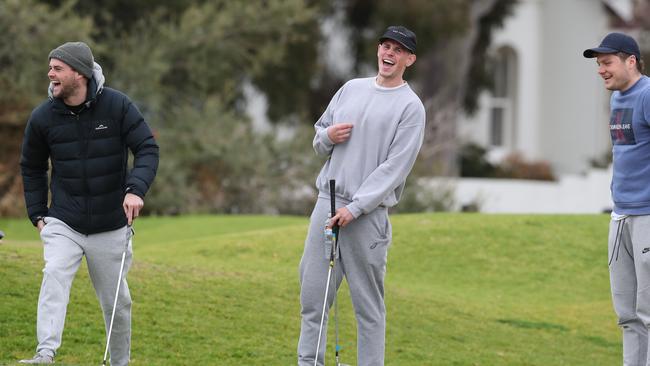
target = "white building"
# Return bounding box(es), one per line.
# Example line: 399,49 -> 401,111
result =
458,0 -> 636,175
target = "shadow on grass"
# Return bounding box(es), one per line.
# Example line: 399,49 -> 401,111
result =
496,318 -> 568,332
581,335 -> 619,348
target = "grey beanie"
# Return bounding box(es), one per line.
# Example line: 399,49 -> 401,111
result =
48,42 -> 94,79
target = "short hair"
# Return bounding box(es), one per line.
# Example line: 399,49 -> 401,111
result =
616,52 -> 645,74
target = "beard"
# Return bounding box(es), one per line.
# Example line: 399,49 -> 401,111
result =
54,78 -> 81,101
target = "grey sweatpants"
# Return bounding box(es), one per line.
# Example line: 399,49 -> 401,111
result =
298,198 -> 391,366
35,217 -> 132,366
609,215 -> 650,366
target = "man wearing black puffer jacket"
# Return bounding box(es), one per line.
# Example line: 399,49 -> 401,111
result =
19,42 -> 158,365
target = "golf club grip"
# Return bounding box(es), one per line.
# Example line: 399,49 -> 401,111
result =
329,179 -> 336,213
329,179 -> 340,237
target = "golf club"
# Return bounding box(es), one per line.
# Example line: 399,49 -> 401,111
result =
101,225 -> 132,366
330,181 -> 347,366
314,180 -> 348,366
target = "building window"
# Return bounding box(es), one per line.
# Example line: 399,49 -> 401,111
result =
490,107 -> 504,146
488,46 -> 517,148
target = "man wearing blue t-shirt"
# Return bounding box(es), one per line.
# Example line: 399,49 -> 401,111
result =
584,32 -> 650,365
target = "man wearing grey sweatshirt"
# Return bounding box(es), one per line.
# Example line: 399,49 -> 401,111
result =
297,26 -> 425,366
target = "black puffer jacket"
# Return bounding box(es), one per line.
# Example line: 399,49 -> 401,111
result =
20,64 -> 159,235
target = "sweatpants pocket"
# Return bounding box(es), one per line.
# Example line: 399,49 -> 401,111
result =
367,237 -> 390,266
365,211 -> 391,266
39,217 -> 61,240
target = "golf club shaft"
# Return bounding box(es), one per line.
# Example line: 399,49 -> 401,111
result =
312,180 -> 339,366
102,226 -> 131,365
330,179 -> 342,365
314,260 -> 334,366
334,251 -> 340,366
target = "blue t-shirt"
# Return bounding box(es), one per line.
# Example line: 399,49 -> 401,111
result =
610,76 -> 650,214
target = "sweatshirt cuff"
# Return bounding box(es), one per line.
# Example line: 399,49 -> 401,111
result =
318,127 -> 335,148
346,202 -> 363,219
30,213 -> 47,227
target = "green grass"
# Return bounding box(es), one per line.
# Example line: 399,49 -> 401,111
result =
0,214 -> 619,365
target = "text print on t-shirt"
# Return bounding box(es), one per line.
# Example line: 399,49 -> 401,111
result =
610,108 -> 636,145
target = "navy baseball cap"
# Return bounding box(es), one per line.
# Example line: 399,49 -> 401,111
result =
379,26 -> 417,54
583,32 -> 641,59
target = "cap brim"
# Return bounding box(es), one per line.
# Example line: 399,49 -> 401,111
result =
583,47 -> 618,58
379,36 -> 415,54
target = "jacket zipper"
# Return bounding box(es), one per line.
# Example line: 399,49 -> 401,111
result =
73,109 -> 91,233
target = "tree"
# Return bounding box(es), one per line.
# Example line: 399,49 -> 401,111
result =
416,0 -> 517,176
1,0 -> 518,217
0,0 -> 92,216
316,0 -> 517,176
101,0 -> 324,214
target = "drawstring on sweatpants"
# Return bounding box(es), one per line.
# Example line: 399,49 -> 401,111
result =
609,218 -> 626,266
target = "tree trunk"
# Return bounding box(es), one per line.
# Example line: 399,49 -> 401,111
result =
417,0 -> 500,176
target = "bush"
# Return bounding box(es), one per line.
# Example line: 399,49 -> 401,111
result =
392,178 -> 456,213
459,143 -> 555,181
495,153 -> 555,181
143,98 -> 321,216
459,143 -> 498,178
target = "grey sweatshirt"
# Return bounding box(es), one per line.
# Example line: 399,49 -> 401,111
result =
313,77 -> 426,218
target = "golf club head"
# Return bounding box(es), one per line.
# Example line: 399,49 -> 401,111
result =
0,230 -> 4,240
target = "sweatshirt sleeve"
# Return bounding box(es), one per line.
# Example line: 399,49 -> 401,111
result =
313,87 -> 344,156
121,99 -> 159,199
346,102 -> 425,218
20,112 -> 50,225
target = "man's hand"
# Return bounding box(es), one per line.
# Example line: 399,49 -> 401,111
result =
123,193 -> 144,225
327,123 -> 353,144
36,219 -> 45,233
330,207 -> 355,228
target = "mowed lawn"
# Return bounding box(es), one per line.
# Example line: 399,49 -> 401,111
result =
0,214 -> 619,365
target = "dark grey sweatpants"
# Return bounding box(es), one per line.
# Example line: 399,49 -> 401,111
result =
298,198 -> 391,366
34,217 -> 132,366
609,215 -> 650,366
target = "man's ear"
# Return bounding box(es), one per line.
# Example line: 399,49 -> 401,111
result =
406,53 -> 416,67
629,55 -> 638,70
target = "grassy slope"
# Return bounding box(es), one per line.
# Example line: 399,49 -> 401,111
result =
0,214 -> 618,365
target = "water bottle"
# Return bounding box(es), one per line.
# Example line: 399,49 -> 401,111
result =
324,215 -> 334,260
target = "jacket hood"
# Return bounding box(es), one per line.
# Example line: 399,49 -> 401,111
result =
48,61 -> 105,102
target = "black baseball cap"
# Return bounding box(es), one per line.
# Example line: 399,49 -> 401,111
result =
379,26 -> 417,54
583,32 -> 641,59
